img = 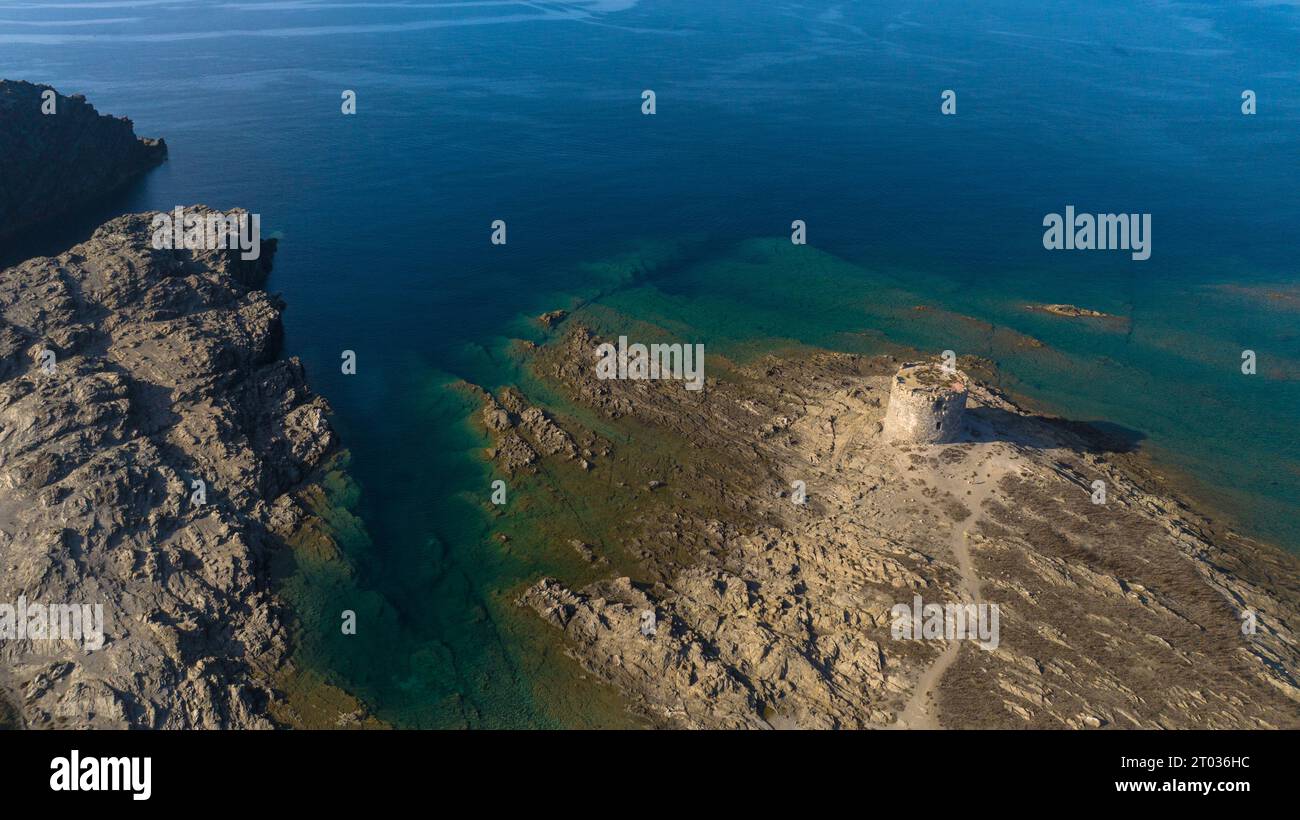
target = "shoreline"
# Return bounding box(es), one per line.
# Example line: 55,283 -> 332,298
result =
472,311 -> 1300,728
3,78 -> 1293,727
0,209 -> 376,728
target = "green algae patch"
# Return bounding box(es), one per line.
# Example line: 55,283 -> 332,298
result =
265,450 -> 390,728
267,666 -> 387,730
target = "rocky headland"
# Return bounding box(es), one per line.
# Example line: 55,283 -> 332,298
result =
0,208 -> 371,728
475,318 -> 1300,729
0,80 -> 167,248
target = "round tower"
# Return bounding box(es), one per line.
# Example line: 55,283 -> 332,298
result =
882,362 -> 968,444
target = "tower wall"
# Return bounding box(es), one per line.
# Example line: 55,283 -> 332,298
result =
882,362 -> 968,444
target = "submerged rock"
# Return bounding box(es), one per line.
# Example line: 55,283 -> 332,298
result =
538,309 -> 569,329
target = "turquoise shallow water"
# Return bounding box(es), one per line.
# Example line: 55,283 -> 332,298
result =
2,0 -> 1298,726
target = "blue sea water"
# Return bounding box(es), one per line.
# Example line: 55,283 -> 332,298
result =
2,0 -> 1298,726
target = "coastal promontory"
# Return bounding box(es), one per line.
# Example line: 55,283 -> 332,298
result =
0,209 -> 346,727
489,320 -> 1300,729
0,80 -> 167,247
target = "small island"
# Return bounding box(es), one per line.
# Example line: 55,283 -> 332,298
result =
1028,303 -> 1116,319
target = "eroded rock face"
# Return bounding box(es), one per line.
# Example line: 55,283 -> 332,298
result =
0,209 -> 334,728
0,81 -> 167,247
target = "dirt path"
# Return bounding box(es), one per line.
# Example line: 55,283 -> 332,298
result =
892,446 -> 1003,729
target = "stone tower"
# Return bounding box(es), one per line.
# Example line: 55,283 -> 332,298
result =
882,362 -> 968,444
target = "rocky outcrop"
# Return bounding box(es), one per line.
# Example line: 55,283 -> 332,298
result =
506,321 -> 1300,729
0,208 -> 335,728
537,310 -> 569,329
1029,303 -> 1115,319
464,382 -> 600,476
0,81 -> 167,247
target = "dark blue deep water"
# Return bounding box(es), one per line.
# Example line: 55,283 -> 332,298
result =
3,0 -> 1298,726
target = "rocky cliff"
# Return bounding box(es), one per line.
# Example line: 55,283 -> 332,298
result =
0,208 -> 338,728
0,80 -> 167,247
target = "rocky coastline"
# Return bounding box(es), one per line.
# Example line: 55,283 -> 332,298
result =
0,84 -> 373,729
0,208 -> 371,728
476,316 -> 1300,729
3,80 -> 1295,731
